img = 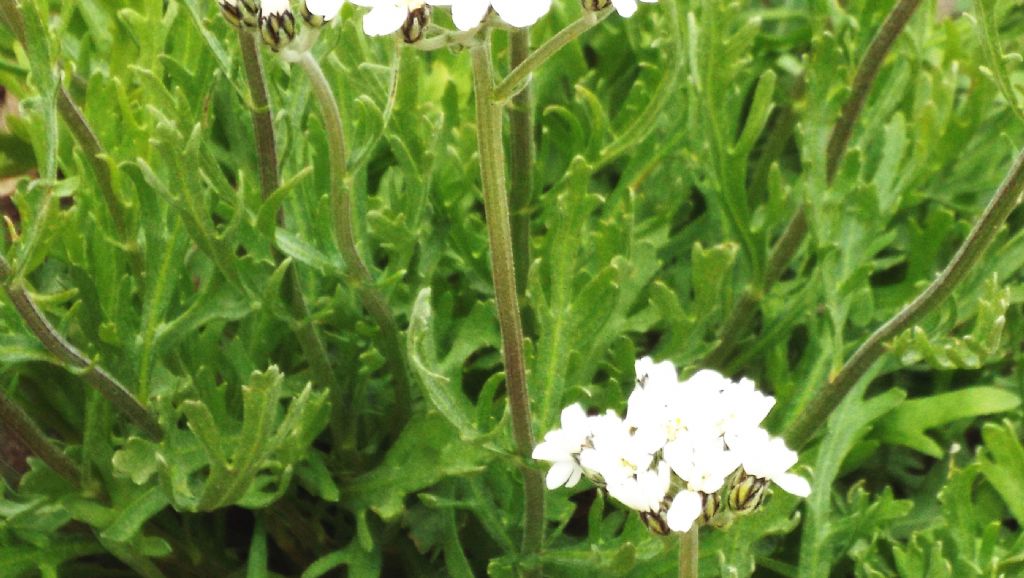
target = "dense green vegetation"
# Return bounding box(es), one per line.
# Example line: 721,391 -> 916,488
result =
1,0 -> 1023,576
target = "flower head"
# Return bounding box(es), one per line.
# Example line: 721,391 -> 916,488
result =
446,0 -> 551,30
581,0 -> 658,18
534,357 -> 810,535
531,403 -> 591,489
351,0 -> 432,42
260,0 -> 298,50
303,0 -> 344,25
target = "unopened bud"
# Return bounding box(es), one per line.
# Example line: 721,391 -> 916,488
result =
401,5 -> 430,44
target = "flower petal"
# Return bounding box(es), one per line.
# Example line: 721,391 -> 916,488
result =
306,0 -> 344,18
451,0 -> 490,30
666,490 -> 702,532
361,4 -> 407,35
545,461 -> 574,489
774,472 -> 811,497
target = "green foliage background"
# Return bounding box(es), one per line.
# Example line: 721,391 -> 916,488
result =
1,0 -> 1024,576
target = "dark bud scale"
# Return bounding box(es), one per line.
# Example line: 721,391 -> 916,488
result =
728,473 -> 768,514
402,6 -> 430,44
581,0 -> 612,11
640,510 -> 672,535
219,1 -> 244,27
261,10 -> 297,52
239,0 -> 261,27
302,4 -> 326,28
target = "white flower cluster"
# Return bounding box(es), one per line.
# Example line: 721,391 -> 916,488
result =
220,0 -> 659,50
532,357 -> 810,534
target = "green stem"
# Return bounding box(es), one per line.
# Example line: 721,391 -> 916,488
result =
704,0 -> 922,369
0,389 -> 80,485
238,29 -> 280,201
784,145 -> 1024,449
492,8 -> 612,104
237,31 -> 342,445
0,256 -> 162,440
508,29 -> 534,298
678,526 -> 698,578
297,51 -> 412,430
471,37 -> 545,576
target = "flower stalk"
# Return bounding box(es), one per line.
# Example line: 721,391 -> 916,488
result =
679,526 -> 698,578
784,145 -> 1024,448
297,51 -> 413,430
0,255 -> 163,440
704,0 -> 923,370
471,36 -> 545,574
237,29 -> 342,445
0,389 -> 80,485
492,8 -> 612,104
508,28 -> 534,298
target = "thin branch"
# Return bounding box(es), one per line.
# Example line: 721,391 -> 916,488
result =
492,9 -> 611,104
471,36 -> 545,576
297,52 -> 413,430
508,28 -> 534,298
704,0 -> 923,369
784,145 -> 1024,449
678,526 -> 698,578
0,389 -> 80,485
0,255 -> 163,440
237,30 -> 342,445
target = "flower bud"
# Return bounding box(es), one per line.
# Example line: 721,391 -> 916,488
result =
728,470 -> 768,515
640,510 -> 671,535
581,0 -> 612,12
303,0 -> 343,27
698,490 -> 723,525
239,0 -> 262,27
401,5 -> 429,44
219,0 -> 244,27
260,0 -> 298,51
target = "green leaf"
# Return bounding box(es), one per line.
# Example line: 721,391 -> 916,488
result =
342,413 -> 491,521
407,288 -> 480,439
99,487 -> 170,543
875,387 -> 1020,457
978,419 -> 1024,523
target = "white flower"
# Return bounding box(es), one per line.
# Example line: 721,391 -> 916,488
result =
663,431 -> 738,494
665,489 -> 703,532
531,403 -> 591,489
718,375 -> 776,435
445,0 -> 551,30
350,0 -> 431,38
578,411 -> 655,485
305,0 -> 345,22
608,0 -> 658,18
605,460 -> 670,513
728,428 -> 811,497
262,0 -> 293,16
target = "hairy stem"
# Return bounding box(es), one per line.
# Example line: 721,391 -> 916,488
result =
508,29 -> 534,298
704,0 -> 922,369
678,527 -> 698,578
297,52 -> 412,430
238,29 -> 280,201
492,8 -> 611,104
0,389 -> 80,485
784,145 -> 1024,449
237,31 -> 341,445
472,37 -> 545,576
0,256 -> 163,440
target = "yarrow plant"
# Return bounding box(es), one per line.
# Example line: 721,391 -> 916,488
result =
4,0 -> 1024,577
534,357 -> 810,534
